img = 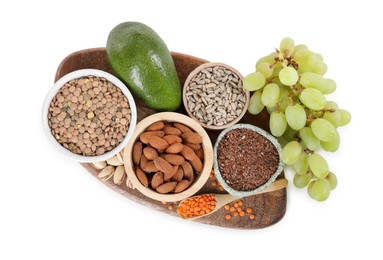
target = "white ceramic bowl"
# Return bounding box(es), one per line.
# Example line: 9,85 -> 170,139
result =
42,69 -> 137,163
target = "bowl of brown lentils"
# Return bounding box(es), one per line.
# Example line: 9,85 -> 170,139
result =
183,62 -> 250,130
42,69 -> 137,163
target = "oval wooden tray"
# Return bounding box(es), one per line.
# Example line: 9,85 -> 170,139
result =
54,48 -> 287,229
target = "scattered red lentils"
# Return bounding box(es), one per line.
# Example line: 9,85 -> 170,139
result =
233,212 -> 239,217
239,211 -> 245,217
225,214 -> 231,220
229,206 -> 235,212
224,204 -> 230,210
167,205 -> 173,210
161,201 -> 167,205
250,214 -> 255,220
246,208 -> 252,213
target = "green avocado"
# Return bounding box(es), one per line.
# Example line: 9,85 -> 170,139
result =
106,22 -> 181,111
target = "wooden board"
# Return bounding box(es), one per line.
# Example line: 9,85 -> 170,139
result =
54,48 -> 287,229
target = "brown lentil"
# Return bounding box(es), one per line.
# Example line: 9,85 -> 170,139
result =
217,128 -> 279,191
48,75 -> 131,156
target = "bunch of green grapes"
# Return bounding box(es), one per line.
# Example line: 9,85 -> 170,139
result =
243,37 -> 351,202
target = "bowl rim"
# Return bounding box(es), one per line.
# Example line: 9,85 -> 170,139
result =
182,62 -> 250,130
123,112 -> 213,202
213,123 -> 284,197
41,68 -> 137,163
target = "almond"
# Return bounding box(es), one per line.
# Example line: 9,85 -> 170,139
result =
180,145 -> 196,160
181,161 -> 194,180
189,154 -> 203,173
156,182 -> 177,194
182,132 -> 202,144
148,136 -> 169,150
163,154 -> 185,166
195,147 -> 204,160
143,147 -> 158,160
184,142 -> 201,151
136,167 -> 149,187
132,141 -> 143,165
139,131 -> 165,144
140,154 -> 149,171
171,167 -> 184,182
174,180 -> 190,193
174,122 -> 193,133
151,171 -> 164,189
147,121 -> 165,131
153,157 -> 174,181
162,135 -> 182,145
142,161 -> 158,173
165,143 -> 183,154
163,125 -> 182,136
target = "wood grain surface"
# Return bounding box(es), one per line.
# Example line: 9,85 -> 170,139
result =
54,48 -> 287,229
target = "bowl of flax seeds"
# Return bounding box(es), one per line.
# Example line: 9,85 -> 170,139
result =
213,123 -> 284,197
42,69 -> 137,163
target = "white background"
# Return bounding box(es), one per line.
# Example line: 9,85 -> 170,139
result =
1,0 -> 381,259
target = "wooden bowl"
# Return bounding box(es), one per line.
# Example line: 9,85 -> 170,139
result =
183,62 -> 250,130
123,112 -> 213,202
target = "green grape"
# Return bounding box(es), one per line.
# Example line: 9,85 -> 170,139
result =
243,72 -> 265,91
281,141 -> 302,165
309,153 -> 329,178
274,87 -> 289,112
325,101 -> 339,110
296,50 -> 327,75
248,90 -> 264,115
299,88 -> 326,110
293,171 -> 312,188
280,37 -> 295,56
320,130 -> 340,152
299,72 -> 327,92
277,136 -> 289,147
256,52 -> 278,68
299,127 -> 320,151
322,79 -> 337,94
292,44 -> 308,57
282,126 -> 297,142
323,109 -> 340,127
308,178 -> 331,202
285,103 -> 307,130
312,62 -> 328,75
270,111 -> 287,137
261,83 -> 280,108
279,67 -> 299,86
293,152 -> 309,175
339,109 -> 351,126
311,118 -> 336,142
256,62 -> 274,78
307,180 -> 315,198
326,172 -> 337,190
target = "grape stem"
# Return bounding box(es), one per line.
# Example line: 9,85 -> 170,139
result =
304,149 -> 315,155
321,109 -> 336,113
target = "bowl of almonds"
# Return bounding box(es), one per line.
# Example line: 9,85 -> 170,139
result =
123,112 -> 213,202
42,69 -> 137,163
183,62 -> 250,130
